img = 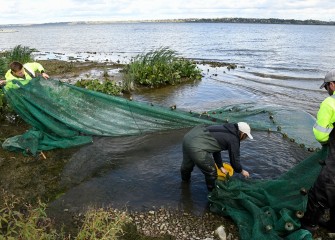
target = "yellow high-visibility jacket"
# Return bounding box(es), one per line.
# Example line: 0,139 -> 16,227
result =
4,62 -> 45,90
313,94 -> 335,144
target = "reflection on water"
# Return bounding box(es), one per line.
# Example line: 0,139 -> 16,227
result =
48,128 -> 312,219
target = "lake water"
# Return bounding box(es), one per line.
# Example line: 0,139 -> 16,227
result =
2,22 -> 334,114
1,22 -> 333,216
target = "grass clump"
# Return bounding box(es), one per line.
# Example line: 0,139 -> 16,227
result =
0,191 -> 61,240
0,45 -> 36,78
0,56 -> 9,120
75,79 -> 124,96
76,208 -> 131,240
0,90 -> 13,121
0,191 -> 133,240
40,60 -> 75,75
123,47 -> 202,90
3,45 -> 35,65
0,57 -> 7,78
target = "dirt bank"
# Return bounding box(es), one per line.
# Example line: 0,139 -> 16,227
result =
0,119 -> 79,203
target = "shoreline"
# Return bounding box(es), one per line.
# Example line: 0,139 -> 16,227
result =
0,59 -> 331,239
2,17 -> 335,27
0,59 -> 240,239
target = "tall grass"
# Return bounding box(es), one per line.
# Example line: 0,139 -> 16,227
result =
123,47 -> 202,90
4,45 -> 35,64
0,57 -> 8,118
76,208 -> 131,240
0,191 -> 61,239
0,191 -> 131,240
0,57 -> 7,78
0,45 -> 35,78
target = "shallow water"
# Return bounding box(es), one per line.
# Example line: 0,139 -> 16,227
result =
47,128 -> 312,218
1,22 -> 328,218
45,66 -> 317,219
1,23 -> 333,115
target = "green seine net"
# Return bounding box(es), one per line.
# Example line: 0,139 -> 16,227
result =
1,77 -> 323,239
208,148 -> 326,240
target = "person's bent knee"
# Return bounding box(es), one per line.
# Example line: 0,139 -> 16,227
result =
205,174 -> 217,191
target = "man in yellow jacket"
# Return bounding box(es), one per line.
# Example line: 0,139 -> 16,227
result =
0,61 -> 49,90
301,69 -> 335,233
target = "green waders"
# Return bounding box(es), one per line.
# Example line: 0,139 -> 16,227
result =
181,125 -> 222,191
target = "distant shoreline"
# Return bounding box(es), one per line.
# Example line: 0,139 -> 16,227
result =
1,17 -> 335,27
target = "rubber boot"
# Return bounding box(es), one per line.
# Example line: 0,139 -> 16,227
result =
319,208 -> 335,232
205,174 -> 216,192
181,170 -> 191,183
301,198 -> 323,233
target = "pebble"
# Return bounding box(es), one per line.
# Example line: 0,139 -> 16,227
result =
128,207 -> 238,240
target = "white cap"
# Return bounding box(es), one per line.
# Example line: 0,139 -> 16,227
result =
237,122 -> 253,139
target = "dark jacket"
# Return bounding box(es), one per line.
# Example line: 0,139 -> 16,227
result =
206,123 -> 242,173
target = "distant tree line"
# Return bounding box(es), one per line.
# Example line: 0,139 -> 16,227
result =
181,18 -> 335,25
2,17 -> 335,27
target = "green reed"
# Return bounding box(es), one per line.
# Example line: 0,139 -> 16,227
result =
4,45 -> 35,65
123,47 -> 202,90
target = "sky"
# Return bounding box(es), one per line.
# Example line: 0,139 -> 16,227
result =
1,0 -> 335,25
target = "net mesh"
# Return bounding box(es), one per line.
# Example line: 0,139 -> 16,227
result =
208,148 -> 326,240
1,77 -> 323,239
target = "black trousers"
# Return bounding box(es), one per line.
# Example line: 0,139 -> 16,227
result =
303,130 -> 335,225
304,165 -> 335,224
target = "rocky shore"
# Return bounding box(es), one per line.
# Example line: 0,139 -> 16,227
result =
126,208 -> 239,240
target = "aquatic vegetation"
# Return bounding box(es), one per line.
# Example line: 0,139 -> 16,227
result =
197,60 -> 237,69
75,79 -> 124,96
102,68 -> 109,78
123,47 -> 202,90
42,60 -> 75,74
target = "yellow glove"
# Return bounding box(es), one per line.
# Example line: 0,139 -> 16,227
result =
215,163 -> 234,179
